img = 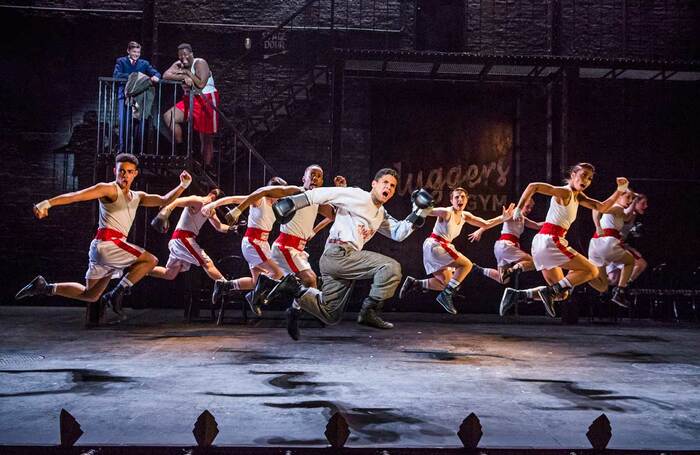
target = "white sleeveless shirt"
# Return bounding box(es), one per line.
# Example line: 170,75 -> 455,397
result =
247,198 -> 276,231
599,205 -> 624,232
98,182 -> 142,236
431,209 -> 466,242
501,218 -> 525,237
544,190 -> 579,230
175,205 -> 209,236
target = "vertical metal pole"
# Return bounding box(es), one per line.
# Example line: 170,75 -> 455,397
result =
187,91 -> 194,158
171,84 -> 177,156
330,58 -> 344,177
546,82 -> 553,183
514,95 -> 521,194
156,82 -> 162,154
109,82 -> 116,153
96,80 -> 102,157
247,150 -> 252,193
233,138 -> 237,195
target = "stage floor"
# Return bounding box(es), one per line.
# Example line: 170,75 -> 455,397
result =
1,306 -> 698,450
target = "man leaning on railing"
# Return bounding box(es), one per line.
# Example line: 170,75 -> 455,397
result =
113,41 -> 161,153
162,43 -> 219,171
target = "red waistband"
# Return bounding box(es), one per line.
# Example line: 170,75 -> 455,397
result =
429,233 -> 453,245
539,223 -> 567,237
592,228 -> 621,239
274,232 -> 307,250
244,227 -> 270,241
95,227 -> 127,240
498,233 -> 520,245
171,229 -> 196,240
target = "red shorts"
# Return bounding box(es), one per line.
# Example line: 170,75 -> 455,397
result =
176,91 -> 219,134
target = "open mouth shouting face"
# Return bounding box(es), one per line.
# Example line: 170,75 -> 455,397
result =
371,174 -> 398,205
451,188 -> 468,211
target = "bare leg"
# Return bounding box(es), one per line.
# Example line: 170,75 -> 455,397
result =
297,269 -> 318,289
123,252 -> 159,285
617,252 -> 635,288
149,262 -> 184,280
201,260 -> 224,281
54,277 -> 112,303
200,132 -> 214,166
163,107 -> 184,144
588,266 -> 609,293
630,256 -> 647,282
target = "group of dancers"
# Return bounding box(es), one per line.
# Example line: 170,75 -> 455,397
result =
15,154 -> 647,338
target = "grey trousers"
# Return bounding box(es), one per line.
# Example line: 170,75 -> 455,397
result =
297,244 -> 402,325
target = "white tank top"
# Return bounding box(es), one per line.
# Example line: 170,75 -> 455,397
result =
620,218 -> 634,239
281,203 -> 319,239
544,191 -> 579,230
501,218 -> 525,237
599,205 -> 624,232
99,182 -> 141,236
247,197 -> 275,231
431,209 -> 466,242
175,205 -> 208,236
191,58 -> 216,94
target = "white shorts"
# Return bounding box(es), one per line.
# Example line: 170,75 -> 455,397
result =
272,243 -> 311,274
423,237 -> 460,275
86,238 -> 144,280
241,236 -> 272,269
166,238 -> 211,272
532,233 -> 577,271
588,236 -> 629,268
493,239 -> 531,267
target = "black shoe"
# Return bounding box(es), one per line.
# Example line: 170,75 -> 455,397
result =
536,286 -> 557,318
101,285 -> 129,321
399,276 -> 420,300
15,275 -> 50,300
285,306 -> 301,340
611,286 -> 629,308
250,274 -> 281,307
212,279 -> 229,306
436,290 -> 458,314
357,299 -> 394,329
265,274 -> 304,305
245,292 -> 263,317
499,287 -> 519,316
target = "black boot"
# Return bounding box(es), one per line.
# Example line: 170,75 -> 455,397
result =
250,274 -> 281,308
244,291 -> 263,317
436,288 -> 458,314
265,274 -> 305,305
212,279 -> 231,306
398,276 -> 422,300
499,287 -> 520,316
101,285 -> 129,321
611,286 -> 629,308
357,297 -> 394,329
285,306 -> 302,340
15,275 -> 51,300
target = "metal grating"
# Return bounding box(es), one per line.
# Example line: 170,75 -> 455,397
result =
488,65 -> 535,76
345,59 -> 384,71
436,63 -> 484,74
616,69 -> 663,80
667,71 -> 700,81
579,67 -> 613,78
0,353 -> 45,366
385,61 -> 434,73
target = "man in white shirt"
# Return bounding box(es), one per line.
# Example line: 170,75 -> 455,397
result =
264,168 -> 433,340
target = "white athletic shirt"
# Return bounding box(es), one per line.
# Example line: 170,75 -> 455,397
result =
544,190 -> 579,230
431,209 -> 466,242
175,205 -> 208,236
247,197 -> 276,231
501,218 -> 526,237
281,186 -> 320,239
191,58 -> 216,94
99,182 -> 142,236
599,204 -> 624,232
305,187 -> 414,251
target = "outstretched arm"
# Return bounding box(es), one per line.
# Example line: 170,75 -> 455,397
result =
33,182 -> 118,219
513,182 -> 570,220
579,177 -> 629,213
139,171 -> 192,207
524,217 -> 543,230
464,204 -> 515,229
207,213 -> 231,233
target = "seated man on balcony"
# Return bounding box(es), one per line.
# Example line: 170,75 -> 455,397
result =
113,41 -> 160,153
163,43 -> 219,169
